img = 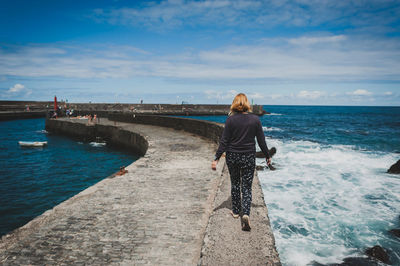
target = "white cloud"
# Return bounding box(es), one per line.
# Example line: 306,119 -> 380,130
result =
384,91 -> 393,95
226,89 -> 239,99
268,94 -> 283,100
1,35 -> 400,83
204,89 -> 238,100
2,83 -> 32,98
204,90 -> 265,102
204,90 -> 215,99
297,90 -> 325,99
347,89 -> 372,96
90,0 -> 400,36
8,83 -> 25,93
248,92 -> 264,99
289,35 -> 347,45
92,0 -> 262,29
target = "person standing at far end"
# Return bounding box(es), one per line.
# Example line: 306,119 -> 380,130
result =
211,93 -> 271,231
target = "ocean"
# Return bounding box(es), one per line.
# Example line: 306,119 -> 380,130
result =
186,105 -> 400,265
0,118 -> 138,237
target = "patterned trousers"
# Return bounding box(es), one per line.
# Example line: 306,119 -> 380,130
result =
226,152 -> 256,216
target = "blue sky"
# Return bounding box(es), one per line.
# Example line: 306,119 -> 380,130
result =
1,0 -> 400,105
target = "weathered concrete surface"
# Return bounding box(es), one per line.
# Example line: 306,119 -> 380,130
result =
0,117 -> 280,265
0,118 -> 221,265
200,166 -> 281,266
108,113 -> 224,144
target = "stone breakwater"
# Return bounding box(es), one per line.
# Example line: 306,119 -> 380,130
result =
0,116 -> 280,265
0,111 -> 47,121
0,101 -> 267,120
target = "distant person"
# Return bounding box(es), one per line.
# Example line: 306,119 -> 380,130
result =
87,114 -> 93,124
211,93 -> 271,231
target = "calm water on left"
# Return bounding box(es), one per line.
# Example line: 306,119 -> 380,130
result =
0,118 -> 138,237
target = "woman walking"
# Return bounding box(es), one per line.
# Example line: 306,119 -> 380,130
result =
211,93 -> 271,231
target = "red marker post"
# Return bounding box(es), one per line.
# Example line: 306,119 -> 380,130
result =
54,96 -> 58,118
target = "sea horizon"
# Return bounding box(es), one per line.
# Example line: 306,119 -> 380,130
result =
1,100 -> 400,108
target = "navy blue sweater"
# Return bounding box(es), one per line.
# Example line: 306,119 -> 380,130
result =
214,113 -> 270,160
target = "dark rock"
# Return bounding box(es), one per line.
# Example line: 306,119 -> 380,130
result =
340,257 -> 380,266
256,147 -> 277,158
365,245 -> 390,264
311,257 -> 379,266
256,164 -> 277,171
387,160 -> 400,174
310,261 -> 326,266
389,228 -> 400,238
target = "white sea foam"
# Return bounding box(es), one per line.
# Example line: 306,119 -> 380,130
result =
266,113 -> 283,116
258,138 -> 400,265
36,130 -> 48,134
262,126 -> 283,132
89,142 -> 106,147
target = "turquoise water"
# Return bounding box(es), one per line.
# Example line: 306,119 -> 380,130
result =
0,118 -> 138,237
185,106 -> 400,265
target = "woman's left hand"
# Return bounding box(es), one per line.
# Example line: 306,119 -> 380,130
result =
211,160 -> 218,170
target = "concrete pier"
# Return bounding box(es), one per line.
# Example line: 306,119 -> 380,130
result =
0,117 -> 280,265
0,111 -> 47,121
0,101 -> 267,120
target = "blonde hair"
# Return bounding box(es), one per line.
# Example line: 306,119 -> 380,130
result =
230,93 -> 252,115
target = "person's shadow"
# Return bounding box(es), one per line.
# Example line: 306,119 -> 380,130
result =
213,196 -> 265,213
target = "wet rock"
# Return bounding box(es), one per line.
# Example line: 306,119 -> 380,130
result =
256,164 -> 276,171
389,228 -> 400,238
311,262 -> 325,266
339,257 -> 380,266
312,257 -> 379,266
387,160 -> 400,174
256,147 -> 276,158
365,245 -> 390,264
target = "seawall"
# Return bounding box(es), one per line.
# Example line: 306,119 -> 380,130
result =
0,101 -> 267,119
108,113 -> 224,144
45,119 -> 148,156
0,116 -> 280,265
0,111 -> 46,121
